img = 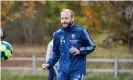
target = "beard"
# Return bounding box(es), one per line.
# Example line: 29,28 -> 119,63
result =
62,21 -> 72,28
62,23 -> 69,28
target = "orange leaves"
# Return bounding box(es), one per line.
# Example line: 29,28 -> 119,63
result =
40,1 -> 46,5
2,1 -> 14,9
23,2 -> 29,7
1,1 -> 47,28
1,21 -> 7,27
1,1 -> 15,27
23,7 -> 37,19
22,1 -> 37,19
23,1 -> 36,7
23,1 -> 46,7
22,1 -> 47,19
1,1 -> 14,17
92,18 -> 100,26
84,5 -> 93,19
83,4 -> 101,32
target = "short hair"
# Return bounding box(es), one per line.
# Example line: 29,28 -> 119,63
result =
61,8 -> 74,18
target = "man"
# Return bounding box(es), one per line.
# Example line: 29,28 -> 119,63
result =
46,39 -> 59,80
42,8 -> 96,80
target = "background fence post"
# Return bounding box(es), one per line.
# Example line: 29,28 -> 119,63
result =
32,55 -> 36,75
114,57 -> 118,78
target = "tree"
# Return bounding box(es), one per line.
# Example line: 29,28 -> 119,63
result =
1,1 -> 46,44
81,1 -> 133,52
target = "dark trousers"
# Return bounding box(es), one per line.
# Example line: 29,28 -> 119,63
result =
48,68 -> 56,80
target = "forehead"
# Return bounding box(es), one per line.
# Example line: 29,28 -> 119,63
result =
61,11 -> 71,17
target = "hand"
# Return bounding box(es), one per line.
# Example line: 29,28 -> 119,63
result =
42,63 -> 49,70
69,46 -> 80,55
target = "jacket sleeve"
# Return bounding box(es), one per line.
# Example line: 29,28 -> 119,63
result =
47,35 -> 60,68
79,29 -> 96,55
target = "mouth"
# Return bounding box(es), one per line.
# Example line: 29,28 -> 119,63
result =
62,24 -> 68,27
62,23 -> 68,25
63,23 -> 68,25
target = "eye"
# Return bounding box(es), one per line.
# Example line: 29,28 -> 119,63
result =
61,18 -> 64,20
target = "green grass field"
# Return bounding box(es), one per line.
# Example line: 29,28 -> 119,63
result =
1,33 -> 133,80
1,70 -> 133,80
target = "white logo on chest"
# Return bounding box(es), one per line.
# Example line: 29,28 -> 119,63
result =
60,36 -> 65,44
69,40 -> 78,44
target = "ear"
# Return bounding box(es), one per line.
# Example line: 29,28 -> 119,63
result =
72,18 -> 74,21
72,17 -> 74,21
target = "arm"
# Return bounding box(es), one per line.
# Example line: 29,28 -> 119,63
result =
79,29 -> 96,55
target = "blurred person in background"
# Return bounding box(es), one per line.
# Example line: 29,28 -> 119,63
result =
46,38 -> 59,80
42,8 -> 96,80
0,28 -> 5,40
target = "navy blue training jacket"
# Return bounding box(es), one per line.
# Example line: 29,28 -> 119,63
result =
47,22 -> 96,74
